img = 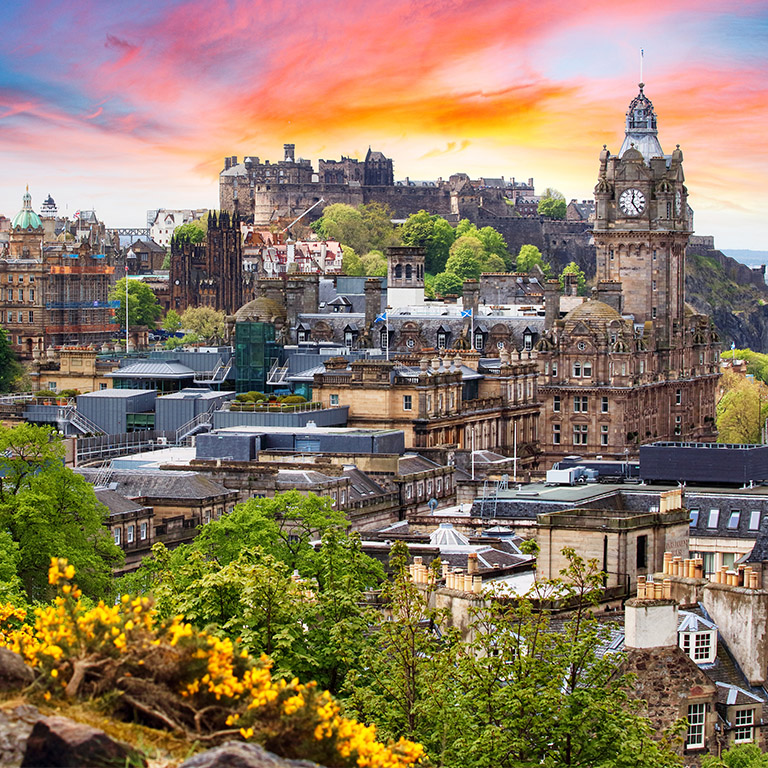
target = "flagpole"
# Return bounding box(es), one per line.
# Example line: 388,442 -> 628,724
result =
470,307 -> 474,351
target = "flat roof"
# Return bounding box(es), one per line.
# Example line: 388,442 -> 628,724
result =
159,389 -> 235,400
212,425 -> 402,437
78,388 -> 155,398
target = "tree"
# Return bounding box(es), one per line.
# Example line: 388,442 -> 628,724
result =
538,188 -> 567,219
455,219 -> 479,239
162,309 -> 182,333
516,244 -> 551,275
173,218 -> 207,245
477,226 -> 511,269
445,236 -> 485,280
109,277 -> 162,329
360,251 -> 388,277
480,253 -> 507,273
0,327 -> 22,393
432,271 -> 464,298
359,203 -> 400,252
716,370 -> 768,444
703,744 -> 768,767
729,348 -> 768,384
161,252 -> 171,270
0,424 -> 122,602
312,204 -> 370,255
341,246 -> 365,276
401,211 -> 456,274
180,307 -> 225,343
560,261 -> 587,295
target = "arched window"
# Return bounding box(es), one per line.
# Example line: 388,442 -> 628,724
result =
395,264 -> 403,279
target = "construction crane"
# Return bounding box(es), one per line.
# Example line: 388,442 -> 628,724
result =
281,198 -> 325,234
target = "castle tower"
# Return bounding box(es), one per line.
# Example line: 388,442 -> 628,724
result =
9,187 -> 44,259
593,83 -> 689,352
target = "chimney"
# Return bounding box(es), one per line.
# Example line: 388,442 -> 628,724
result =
624,596 -> 678,649
563,273 -> 579,297
543,279 -> 561,330
462,280 -> 479,318
467,552 -> 478,575
365,278 -> 383,336
596,280 -> 623,314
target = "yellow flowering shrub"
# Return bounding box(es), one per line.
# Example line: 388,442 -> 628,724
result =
0,558 -> 425,768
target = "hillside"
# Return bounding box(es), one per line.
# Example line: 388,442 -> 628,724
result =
686,247 -> 768,352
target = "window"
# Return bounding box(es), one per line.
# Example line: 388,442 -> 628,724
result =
652,280 -> 657,290
675,415 -> 682,436
29,288 -> 35,301
474,333 -> 484,350
113,528 -> 121,546
686,703 -> 706,749
18,289 -> 23,301
48,382 -> 57,392
601,425 -> 608,446
417,481 -> 424,497
676,389 -> 682,405
99,383 -> 107,390
749,510 -> 761,531
652,307 -> 657,319
728,510 -> 741,530
573,424 -> 588,445
29,275 -> 34,283
426,480 -> 433,496
553,423 -> 561,445
140,522 -> 148,540
574,396 -> 588,413
708,509 -> 720,528
436,477 -> 442,493
437,332 -> 447,349
330,394 -> 339,406
553,395 -> 561,413
28,311 -> 33,323
733,708 -> 755,743
403,395 -> 412,411
572,362 -> 581,377
523,332 -> 532,351
653,249 -> 657,261
127,525 -> 135,544
689,509 -> 699,527
693,633 -> 711,662
17,312 -> 22,323
297,329 -> 307,343
636,535 -> 647,569
340,490 -> 346,504
426,394 -> 432,412
406,484 -> 412,499
380,328 -> 388,348
582,362 -> 592,377
344,331 -> 353,346
601,396 -> 609,413
551,362 -> 558,377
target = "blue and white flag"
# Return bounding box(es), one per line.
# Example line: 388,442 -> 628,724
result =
460,308 -> 473,318
731,342 -> 736,350
375,311 -> 387,323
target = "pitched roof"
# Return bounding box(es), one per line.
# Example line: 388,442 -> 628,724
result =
78,468 -> 233,501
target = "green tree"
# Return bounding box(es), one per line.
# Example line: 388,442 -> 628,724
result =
359,203 -> 400,252
341,246 -> 365,276
560,261 -> 587,295
161,252 -> 171,270
0,424 -> 122,602
716,371 -> 768,444
703,744 -> 768,767
0,327 -> 23,393
180,306 -> 225,343
401,211 -> 456,274
173,218 -> 207,245
432,271 -> 464,298
445,236 -> 485,280
162,309 -> 182,333
480,253 -> 507,273
455,219 -> 479,239
516,244 -> 551,275
477,226 -> 511,269
361,251 -> 388,277
109,277 -> 162,329
538,188 -> 567,219
312,204 -> 369,255
729,348 -> 768,384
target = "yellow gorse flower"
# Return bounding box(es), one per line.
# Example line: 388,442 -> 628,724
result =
1,559 -> 425,768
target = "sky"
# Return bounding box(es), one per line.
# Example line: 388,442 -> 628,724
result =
1,0 -> 767,249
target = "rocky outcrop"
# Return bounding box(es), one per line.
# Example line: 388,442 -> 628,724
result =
0,649 -> 34,691
0,705 -> 39,768
179,741 -> 322,768
21,716 -> 147,768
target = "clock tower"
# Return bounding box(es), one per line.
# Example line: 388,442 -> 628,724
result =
593,83 -> 689,357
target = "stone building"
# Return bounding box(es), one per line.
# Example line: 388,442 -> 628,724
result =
169,211 -> 243,315
0,190 -> 117,358
535,85 -> 720,464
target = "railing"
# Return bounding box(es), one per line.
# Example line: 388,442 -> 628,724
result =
267,360 -> 289,385
224,401 -> 323,414
93,460 -> 114,488
195,357 -> 234,383
174,402 -> 219,445
56,406 -> 107,436
76,431 -> 176,463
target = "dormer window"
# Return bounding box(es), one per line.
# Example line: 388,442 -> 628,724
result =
678,613 -> 717,664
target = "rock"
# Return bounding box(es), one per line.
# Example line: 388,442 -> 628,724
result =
179,741 -> 322,768
0,705 -> 40,768
0,649 -> 34,691
20,715 -> 147,768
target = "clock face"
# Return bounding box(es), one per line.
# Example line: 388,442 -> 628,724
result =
619,188 -> 646,216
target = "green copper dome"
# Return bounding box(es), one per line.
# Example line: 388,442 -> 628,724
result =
11,188 -> 43,231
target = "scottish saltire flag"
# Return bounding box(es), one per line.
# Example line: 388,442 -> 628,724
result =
375,311 -> 387,323
460,308 -> 473,318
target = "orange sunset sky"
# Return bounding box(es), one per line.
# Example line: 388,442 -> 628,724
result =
1,0 -> 767,250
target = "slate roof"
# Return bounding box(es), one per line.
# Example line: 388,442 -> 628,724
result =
94,489 -> 147,514
342,467 -> 388,501
276,469 -> 338,486
78,469 -> 234,500
398,454 -> 442,475
108,360 -> 196,379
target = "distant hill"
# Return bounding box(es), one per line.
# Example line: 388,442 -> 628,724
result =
722,250 -> 768,269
